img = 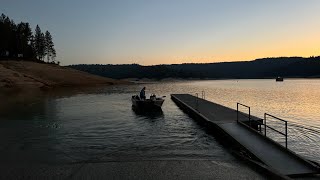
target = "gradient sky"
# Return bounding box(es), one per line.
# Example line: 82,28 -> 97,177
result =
2,0 -> 320,65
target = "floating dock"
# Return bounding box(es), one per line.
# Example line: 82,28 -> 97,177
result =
171,94 -> 319,177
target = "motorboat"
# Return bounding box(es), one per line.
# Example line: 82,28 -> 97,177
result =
276,77 -> 284,82
132,94 -> 165,109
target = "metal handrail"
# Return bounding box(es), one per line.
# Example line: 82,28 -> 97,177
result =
266,126 -> 286,136
237,102 -> 250,108
264,113 -> 288,149
238,111 -> 264,124
265,113 -> 287,122
237,110 -> 263,132
201,91 -> 206,99
237,103 -> 251,125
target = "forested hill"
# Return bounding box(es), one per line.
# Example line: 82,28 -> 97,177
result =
68,56 -> 320,79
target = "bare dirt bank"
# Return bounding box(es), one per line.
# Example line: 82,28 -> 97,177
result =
0,61 -> 127,91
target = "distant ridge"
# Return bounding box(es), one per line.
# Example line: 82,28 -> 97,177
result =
69,56 -> 320,79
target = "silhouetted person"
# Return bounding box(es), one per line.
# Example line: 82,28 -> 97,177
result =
140,87 -> 146,100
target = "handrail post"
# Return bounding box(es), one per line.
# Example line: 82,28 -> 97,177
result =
264,113 -> 267,137
259,119 -> 262,132
248,107 -> 251,126
195,93 -> 199,111
236,103 -> 239,123
285,121 -> 288,149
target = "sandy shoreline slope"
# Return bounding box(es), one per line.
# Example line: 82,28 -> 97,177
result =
0,61 -> 127,91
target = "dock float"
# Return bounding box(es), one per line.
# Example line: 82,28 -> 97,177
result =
171,94 -> 319,177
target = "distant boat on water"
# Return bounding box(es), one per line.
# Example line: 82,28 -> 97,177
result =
276,77 -> 284,82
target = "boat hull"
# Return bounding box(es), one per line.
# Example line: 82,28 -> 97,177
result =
132,97 -> 164,109
276,77 -> 284,81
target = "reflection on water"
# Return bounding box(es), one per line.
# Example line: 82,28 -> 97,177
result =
0,79 -> 319,165
132,106 -> 164,119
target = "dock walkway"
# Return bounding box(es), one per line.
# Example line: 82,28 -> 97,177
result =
171,94 -> 319,177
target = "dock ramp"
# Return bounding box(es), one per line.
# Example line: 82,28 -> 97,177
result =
171,94 -> 319,177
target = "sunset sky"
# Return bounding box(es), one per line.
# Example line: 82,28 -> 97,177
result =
2,0 -> 320,65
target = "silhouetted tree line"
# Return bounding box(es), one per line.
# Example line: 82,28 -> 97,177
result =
69,64 -> 195,80
69,56 -> 320,79
0,14 -> 57,63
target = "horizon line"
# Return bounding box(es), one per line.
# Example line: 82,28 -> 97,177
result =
66,55 -> 320,66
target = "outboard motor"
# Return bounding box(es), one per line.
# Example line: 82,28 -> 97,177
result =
150,94 -> 156,101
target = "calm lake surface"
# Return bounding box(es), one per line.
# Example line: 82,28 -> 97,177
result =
0,79 -> 319,165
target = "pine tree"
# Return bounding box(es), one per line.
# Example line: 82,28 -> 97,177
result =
34,25 -> 46,60
16,22 -> 32,57
30,34 -> 36,57
44,31 -> 56,62
51,47 -> 56,62
34,25 -> 41,59
40,32 -> 45,60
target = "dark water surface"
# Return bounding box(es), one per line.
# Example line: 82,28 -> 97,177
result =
0,85 -> 231,165
0,79 -> 319,165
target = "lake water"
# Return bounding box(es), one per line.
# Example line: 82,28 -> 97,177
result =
0,79 -> 319,165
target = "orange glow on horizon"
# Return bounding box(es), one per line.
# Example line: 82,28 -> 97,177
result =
137,33 -> 320,65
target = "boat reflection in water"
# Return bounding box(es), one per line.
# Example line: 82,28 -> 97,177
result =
132,105 -> 164,119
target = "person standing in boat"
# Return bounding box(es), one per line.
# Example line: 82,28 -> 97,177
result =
140,87 -> 146,100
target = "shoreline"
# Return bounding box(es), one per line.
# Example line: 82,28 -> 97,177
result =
0,61 -> 129,92
124,77 -> 320,84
